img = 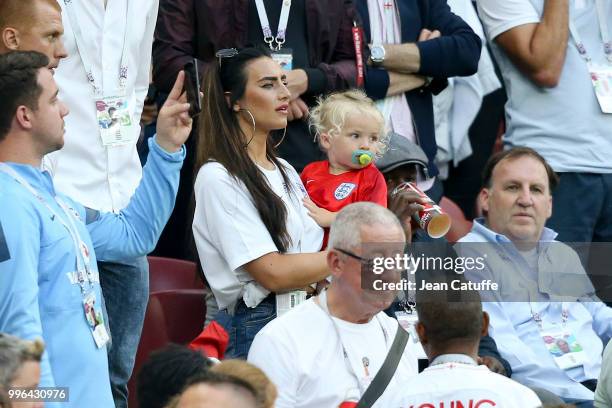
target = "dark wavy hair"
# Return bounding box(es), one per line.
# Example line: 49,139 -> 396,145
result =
0,51 -> 49,141
195,47 -> 293,252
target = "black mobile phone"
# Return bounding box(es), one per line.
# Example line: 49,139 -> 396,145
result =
183,59 -> 202,117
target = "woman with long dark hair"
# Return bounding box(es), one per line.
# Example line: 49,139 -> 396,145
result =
192,47 -> 327,358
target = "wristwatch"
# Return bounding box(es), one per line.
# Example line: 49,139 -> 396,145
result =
369,44 -> 386,66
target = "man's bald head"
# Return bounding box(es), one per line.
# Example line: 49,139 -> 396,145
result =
0,0 -> 66,69
0,0 -> 60,32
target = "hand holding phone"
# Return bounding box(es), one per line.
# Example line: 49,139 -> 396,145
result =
183,59 -> 202,117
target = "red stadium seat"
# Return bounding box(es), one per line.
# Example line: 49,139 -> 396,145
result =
128,286 -> 207,406
148,256 -> 204,293
152,289 -> 207,344
440,197 -> 473,243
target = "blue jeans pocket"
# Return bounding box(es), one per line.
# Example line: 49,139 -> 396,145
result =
227,296 -> 276,359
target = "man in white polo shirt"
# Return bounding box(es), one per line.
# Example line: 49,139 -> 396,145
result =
388,276 -> 541,407
41,0 -> 159,406
248,202 -> 418,408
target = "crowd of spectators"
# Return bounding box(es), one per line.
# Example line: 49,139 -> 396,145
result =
1,0 -> 612,407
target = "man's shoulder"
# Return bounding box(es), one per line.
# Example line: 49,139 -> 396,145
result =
484,370 -> 541,403
417,366 -> 540,403
0,174 -> 41,217
457,230 -> 488,244
257,299 -> 325,339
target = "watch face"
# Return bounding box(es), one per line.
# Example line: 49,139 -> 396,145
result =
371,45 -> 385,61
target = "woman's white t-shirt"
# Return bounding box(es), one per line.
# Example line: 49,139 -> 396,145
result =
193,159 -> 323,310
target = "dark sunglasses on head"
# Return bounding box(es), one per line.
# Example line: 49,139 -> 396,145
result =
215,48 -> 239,67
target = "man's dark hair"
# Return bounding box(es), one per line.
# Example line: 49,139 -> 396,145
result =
136,344 -> 213,408
482,147 -> 559,191
182,369 -> 258,401
0,51 -> 49,141
415,275 -> 483,349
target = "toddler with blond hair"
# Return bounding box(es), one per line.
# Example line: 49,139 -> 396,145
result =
301,89 -> 387,248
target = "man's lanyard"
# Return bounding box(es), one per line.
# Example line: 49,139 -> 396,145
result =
316,290 -> 389,393
430,354 -> 478,367
530,301 -> 569,330
254,0 -> 292,51
569,0 -> 612,65
0,163 -> 94,295
62,0 -> 131,94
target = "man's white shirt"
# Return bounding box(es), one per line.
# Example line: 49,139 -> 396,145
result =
248,298 -> 419,408
387,360 -> 541,408
44,0 -> 159,212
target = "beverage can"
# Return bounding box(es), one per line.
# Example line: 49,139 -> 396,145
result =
391,182 -> 451,239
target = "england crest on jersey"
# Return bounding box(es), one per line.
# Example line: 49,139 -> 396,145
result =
334,182 -> 356,200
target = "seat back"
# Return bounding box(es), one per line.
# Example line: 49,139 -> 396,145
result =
153,289 -> 207,344
127,289 -> 206,407
148,256 -> 203,293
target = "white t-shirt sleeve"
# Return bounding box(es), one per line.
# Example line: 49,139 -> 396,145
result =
279,159 -> 324,253
476,0 -> 541,40
194,163 -> 279,270
248,327 -> 298,408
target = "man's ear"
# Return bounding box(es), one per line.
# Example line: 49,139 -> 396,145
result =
416,321 -> 427,344
14,105 -> 34,131
481,311 -> 490,337
327,250 -> 344,280
479,188 -> 490,214
2,27 -> 20,50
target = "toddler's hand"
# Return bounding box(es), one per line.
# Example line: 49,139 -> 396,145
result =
303,197 -> 336,228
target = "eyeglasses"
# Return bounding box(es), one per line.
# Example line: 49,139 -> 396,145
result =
215,48 -> 239,67
335,248 -> 375,270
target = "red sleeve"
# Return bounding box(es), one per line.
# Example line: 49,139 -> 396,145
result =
300,164 -> 312,186
360,167 -> 388,207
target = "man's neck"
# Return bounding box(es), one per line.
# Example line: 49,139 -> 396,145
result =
427,343 -> 479,364
325,286 -> 376,324
0,139 -> 42,167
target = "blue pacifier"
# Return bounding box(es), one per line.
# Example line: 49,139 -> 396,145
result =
351,149 -> 374,166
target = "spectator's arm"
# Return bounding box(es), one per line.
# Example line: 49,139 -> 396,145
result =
134,0 -> 160,124
582,301 -> 612,345
310,0 -> 359,95
0,200 -> 56,388
387,71 -> 428,97
480,0 -> 569,88
88,79 -> 191,259
153,0 -> 209,92
380,0 -> 481,78
365,68 -> 426,100
244,251 -> 329,293
415,0 -> 481,77
596,343 -> 612,408
478,334 -> 512,377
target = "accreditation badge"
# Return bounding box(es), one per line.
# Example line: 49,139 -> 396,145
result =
83,291 -> 110,348
589,66 -> 612,113
276,290 -> 307,317
541,329 -> 587,370
272,48 -> 293,71
95,92 -> 136,146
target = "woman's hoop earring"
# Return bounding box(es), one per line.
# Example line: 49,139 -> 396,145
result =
274,127 -> 287,148
239,108 -> 256,148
